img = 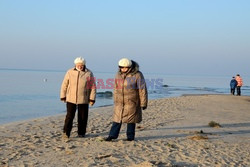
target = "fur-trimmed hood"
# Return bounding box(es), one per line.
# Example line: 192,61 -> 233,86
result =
118,60 -> 140,75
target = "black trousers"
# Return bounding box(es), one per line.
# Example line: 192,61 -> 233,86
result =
63,102 -> 89,137
231,88 -> 235,95
237,86 -> 241,96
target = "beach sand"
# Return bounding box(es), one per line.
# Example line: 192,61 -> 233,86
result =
1,95 -> 250,167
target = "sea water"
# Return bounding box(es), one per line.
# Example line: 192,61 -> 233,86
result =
0,69 -> 249,125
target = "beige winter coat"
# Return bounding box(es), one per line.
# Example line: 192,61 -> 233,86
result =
113,61 -> 148,123
60,68 -> 96,104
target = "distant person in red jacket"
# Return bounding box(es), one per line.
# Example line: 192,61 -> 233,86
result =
235,74 -> 243,96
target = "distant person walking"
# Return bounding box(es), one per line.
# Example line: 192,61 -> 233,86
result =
230,76 -> 237,95
60,57 -> 96,141
235,74 -> 243,96
105,58 -> 148,141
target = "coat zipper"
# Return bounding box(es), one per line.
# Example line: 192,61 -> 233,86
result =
121,74 -> 126,122
76,71 -> 80,104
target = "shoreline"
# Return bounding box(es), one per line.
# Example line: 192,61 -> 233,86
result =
1,94 -> 250,166
1,93 -> 249,126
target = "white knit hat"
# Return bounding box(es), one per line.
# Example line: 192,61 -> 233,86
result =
118,58 -> 132,67
74,57 -> 85,65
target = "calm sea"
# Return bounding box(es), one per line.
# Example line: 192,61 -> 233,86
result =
0,69 -> 249,125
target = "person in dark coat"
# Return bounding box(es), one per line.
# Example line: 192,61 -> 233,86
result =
105,58 -> 148,141
230,76 -> 237,95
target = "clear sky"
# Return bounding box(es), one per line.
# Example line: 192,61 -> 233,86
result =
0,0 -> 249,76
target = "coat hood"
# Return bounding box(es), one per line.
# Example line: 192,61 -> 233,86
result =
118,60 -> 139,75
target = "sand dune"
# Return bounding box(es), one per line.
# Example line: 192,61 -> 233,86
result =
1,95 -> 250,167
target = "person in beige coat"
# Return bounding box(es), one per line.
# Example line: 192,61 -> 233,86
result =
60,57 -> 96,140
105,58 -> 148,141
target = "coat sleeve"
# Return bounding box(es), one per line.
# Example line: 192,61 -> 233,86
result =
137,72 -> 148,108
60,71 -> 69,99
88,72 -> 96,101
113,74 -> 119,103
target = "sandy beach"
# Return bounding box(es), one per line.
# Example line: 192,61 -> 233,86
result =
0,94 -> 250,167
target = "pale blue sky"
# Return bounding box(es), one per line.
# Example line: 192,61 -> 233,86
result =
0,0 -> 249,76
